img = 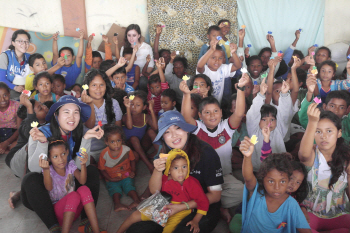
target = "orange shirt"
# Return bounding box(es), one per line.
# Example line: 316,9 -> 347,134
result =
85,42 -> 113,73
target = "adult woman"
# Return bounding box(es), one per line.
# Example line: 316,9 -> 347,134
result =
0,30 -> 32,99
119,24 -> 154,92
126,111 -> 224,233
21,95 -> 104,232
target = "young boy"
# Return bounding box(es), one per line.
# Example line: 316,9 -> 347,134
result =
52,74 -> 66,97
85,34 -> 113,72
246,77 -> 293,172
98,124 -> 140,212
116,149 -> 209,233
111,67 -> 135,93
198,25 -> 229,64
70,84 -> 82,98
123,47 -> 140,89
180,73 -> 249,223
25,53 -> 65,97
158,88 -> 177,117
51,30 -> 84,89
197,40 -> 241,104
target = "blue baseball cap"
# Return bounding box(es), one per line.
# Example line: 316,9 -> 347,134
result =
45,95 -> 91,122
153,111 -> 197,145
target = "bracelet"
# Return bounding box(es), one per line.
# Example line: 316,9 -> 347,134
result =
182,201 -> 190,210
40,140 -> 48,143
237,85 -> 245,91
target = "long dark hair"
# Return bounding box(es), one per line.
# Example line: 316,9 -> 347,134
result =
83,69 -> 116,124
319,111 -> 350,189
290,161 -> 309,203
124,24 -> 141,48
160,133 -> 201,170
49,106 -> 84,158
9,29 -> 31,50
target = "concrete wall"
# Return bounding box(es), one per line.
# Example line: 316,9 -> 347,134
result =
0,0 -> 348,48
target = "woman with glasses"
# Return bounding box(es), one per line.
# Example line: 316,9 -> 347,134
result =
0,29 -> 32,99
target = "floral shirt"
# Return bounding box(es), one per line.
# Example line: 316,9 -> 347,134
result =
0,100 -> 19,128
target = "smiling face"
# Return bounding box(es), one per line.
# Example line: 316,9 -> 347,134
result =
36,77 -> 52,96
260,51 -> 272,68
248,59 -> 263,78
315,118 -> 341,151
173,61 -> 185,78
12,33 -> 30,54
30,58 -> 48,74
60,49 -> 74,67
319,64 -> 335,82
88,75 -> 106,100
57,103 -> 80,133
220,23 -> 231,36
52,80 -> 66,96
130,96 -> 146,115
48,145 -> 68,171
169,157 -> 188,184
163,125 -> 188,149
316,49 -> 330,65
207,50 -> 225,71
34,101 -> 49,121
0,88 -> 10,110
105,133 -> 123,153
324,98 -> 349,119
161,96 -> 175,113
287,170 -> 304,193
127,29 -> 141,46
263,168 -> 289,199
199,103 -> 222,129
259,113 -> 277,132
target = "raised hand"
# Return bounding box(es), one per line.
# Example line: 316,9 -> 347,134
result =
123,96 -> 131,108
260,77 -> 268,95
308,45 -> 316,56
305,55 -> 315,66
266,35 -> 275,45
78,151 -> 88,165
146,54 -> 151,63
20,93 -> 32,108
170,51 -> 176,61
57,57 -> 65,67
252,84 -> 260,96
112,36 -> 118,45
239,136 -> 254,158
281,80 -> 290,94
291,57 -> 302,69
117,57 -> 127,67
210,39 -> 218,52
153,157 -> 166,172
179,80 -> 191,94
238,73 -> 249,87
230,43 -> 238,54
238,29 -> 245,40
52,32 -> 59,41
30,127 -> 47,143
307,103 -> 320,123
88,34 -> 94,43
156,25 -> 163,35
295,30 -> 301,39
148,99 -> 155,111
14,85 -> 25,93
39,158 -> 50,170
244,47 -> 250,57
102,35 -> 109,43
80,89 -> 93,105
78,29 -> 84,39
84,125 -> 104,140
306,75 -> 317,94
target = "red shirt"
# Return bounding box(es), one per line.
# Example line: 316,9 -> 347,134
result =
147,82 -> 169,116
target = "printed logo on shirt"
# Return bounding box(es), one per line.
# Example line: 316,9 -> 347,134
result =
216,168 -> 223,177
61,71 -> 67,77
190,170 -> 201,175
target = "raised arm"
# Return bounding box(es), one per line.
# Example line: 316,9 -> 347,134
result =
240,136 -> 257,194
103,35 -> 113,60
147,100 -> 158,131
153,25 -> 162,60
74,151 -> 88,185
149,157 -> 166,194
298,103 -> 319,166
123,96 -> 133,129
265,59 -> 276,104
125,45 -> 138,73
142,55 -> 151,77
52,32 -> 59,65
47,57 -> 65,75
229,73 -> 248,128
197,39 -> 218,73
113,36 -> 120,60
229,43 -> 242,72
105,57 -> 126,78
39,158 -> 53,191
180,80 -> 197,126
84,34 -> 93,68
75,30 -> 85,68
155,58 -> 166,83
283,30 -> 300,65
290,57 -> 302,105
80,89 -> 96,129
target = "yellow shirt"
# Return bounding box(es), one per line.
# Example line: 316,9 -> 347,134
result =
220,39 -> 231,58
25,73 -> 36,98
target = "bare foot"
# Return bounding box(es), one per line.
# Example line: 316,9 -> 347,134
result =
8,191 -> 20,209
140,188 -> 151,200
128,201 -> 140,210
220,208 -> 232,224
114,203 -> 129,212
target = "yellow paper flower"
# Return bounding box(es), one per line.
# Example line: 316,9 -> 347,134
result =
292,56 -> 297,59
31,121 -> 39,128
129,95 -> 135,100
335,63 -> 339,69
80,147 -> 86,153
250,135 -> 258,145
82,84 -> 89,90
224,22 -> 228,25
182,75 -> 190,81
311,69 -> 318,75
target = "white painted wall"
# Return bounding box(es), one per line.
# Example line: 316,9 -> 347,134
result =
0,0 -> 348,48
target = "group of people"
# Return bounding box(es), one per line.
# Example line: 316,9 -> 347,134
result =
1,18 -> 350,233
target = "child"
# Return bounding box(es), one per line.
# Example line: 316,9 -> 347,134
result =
198,25 -> 229,64
188,74 -> 213,98
147,58 -> 169,116
246,56 -> 264,85
52,74 -> 66,97
32,72 -> 60,103
153,24 -> 171,65
180,74 -> 249,223
246,77 -> 292,171
51,30 -> 84,89
299,105 -> 350,232
116,149 -> 209,233
197,40 -> 241,104
158,88 -> 177,117
190,93 -> 201,120
315,46 -> 331,67
218,19 -> 232,59
123,47 -> 140,89
98,124 -> 140,212
238,137 -> 311,233
39,139 -> 106,233
85,34 -> 113,72
165,51 -> 189,106
122,91 -> 157,173
26,53 -> 65,98
70,84 -> 82,98
111,67 -> 135,93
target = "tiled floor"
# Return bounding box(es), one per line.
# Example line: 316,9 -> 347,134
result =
0,154 -> 229,233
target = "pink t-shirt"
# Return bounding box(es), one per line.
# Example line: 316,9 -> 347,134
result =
0,100 -> 20,128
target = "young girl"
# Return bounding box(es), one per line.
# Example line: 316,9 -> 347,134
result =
239,136 -> 311,233
299,104 -> 350,232
0,82 -> 20,154
315,60 -> 350,103
218,19 -> 232,58
116,149 -> 209,233
81,69 -> 123,162
98,124 -> 140,212
52,74 -> 66,97
188,74 -> 213,98
39,139 -> 106,233
122,90 -> 157,173
32,72 -> 60,103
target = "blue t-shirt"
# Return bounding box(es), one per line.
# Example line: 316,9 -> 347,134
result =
111,80 -> 135,93
241,183 -> 310,233
52,61 -> 82,89
126,64 -> 138,86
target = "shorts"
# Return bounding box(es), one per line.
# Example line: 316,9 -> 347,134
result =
106,177 -> 135,196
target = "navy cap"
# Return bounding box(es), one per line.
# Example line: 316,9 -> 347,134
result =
45,95 -> 91,122
153,111 -> 197,145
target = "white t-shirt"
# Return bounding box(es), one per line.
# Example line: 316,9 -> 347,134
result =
196,64 -> 235,104
193,119 -> 236,176
120,42 -> 154,71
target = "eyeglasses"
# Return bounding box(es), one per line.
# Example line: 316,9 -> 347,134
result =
15,40 -> 30,45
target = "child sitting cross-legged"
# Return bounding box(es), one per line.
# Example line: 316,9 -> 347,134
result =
116,149 -> 209,233
98,124 -> 140,212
